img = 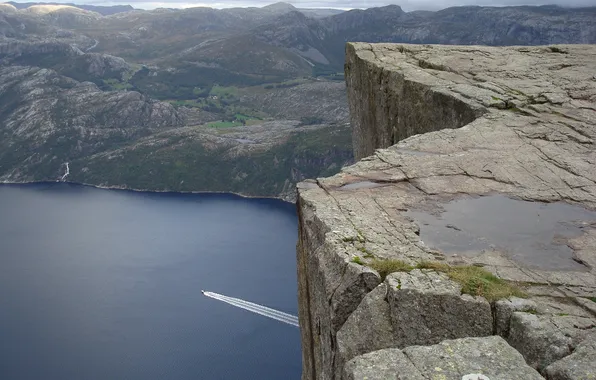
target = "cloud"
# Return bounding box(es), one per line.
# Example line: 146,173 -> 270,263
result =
42,0 -> 596,11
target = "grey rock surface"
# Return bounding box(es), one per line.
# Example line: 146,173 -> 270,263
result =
343,348 -> 425,380
573,297 -> 596,316
344,43 -> 596,209
403,336 -> 544,380
386,269 -> 492,347
545,330 -> 596,380
508,312 -> 595,371
336,283 -> 395,379
297,43 -> 596,380
495,296 -> 596,373
495,297 -> 538,337
344,336 -> 543,380
296,223 -> 381,380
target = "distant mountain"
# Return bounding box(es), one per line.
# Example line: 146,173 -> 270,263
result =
298,8 -> 345,19
6,1 -> 133,15
2,3 -> 594,72
315,4 -> 596,67
262,1 -> 297,13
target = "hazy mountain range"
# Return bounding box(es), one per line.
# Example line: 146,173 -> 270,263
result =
0,2 -> 594,199
5,1 -> 134,15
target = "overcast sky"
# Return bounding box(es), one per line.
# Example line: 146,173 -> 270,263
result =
48,0 -> 596,11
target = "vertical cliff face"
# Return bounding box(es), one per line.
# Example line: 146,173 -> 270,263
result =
296,43 -> 596,380
296,181 -> 382,380
344,43 -> 484,161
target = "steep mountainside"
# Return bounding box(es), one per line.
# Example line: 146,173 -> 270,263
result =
0,63 -> 352,199
71,122 -> 353,199
0,65 -> 181,181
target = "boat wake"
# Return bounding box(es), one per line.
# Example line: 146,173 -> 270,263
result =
203,291 -> 299,327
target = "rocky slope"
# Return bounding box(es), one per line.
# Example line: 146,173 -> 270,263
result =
71,121 -> 352,201
0,63 -> 352,199
239,81 -> 348,124
0,65 -> 181,181
0,39 -> 130,83
297,43 -> 596,380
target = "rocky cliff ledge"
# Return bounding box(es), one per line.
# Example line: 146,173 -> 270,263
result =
296,43 -> 596,380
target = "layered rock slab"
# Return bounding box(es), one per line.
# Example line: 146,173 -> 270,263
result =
297,43 -> 596,380
335,283 -> 395,377
343,336 -> 544,380
386,269 -> 492,347
545,330 -> 596,380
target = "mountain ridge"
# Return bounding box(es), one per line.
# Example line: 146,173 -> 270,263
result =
6,1 -> 133,15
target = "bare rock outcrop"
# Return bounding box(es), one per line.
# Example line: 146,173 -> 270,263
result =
335,283 -> 394,377
344,336 -> 544,380
0,39 -> 82,60
297,43 -> 596,380
386,269 -> 492,347
545,330 -> 596,380
0,40 -> 131,82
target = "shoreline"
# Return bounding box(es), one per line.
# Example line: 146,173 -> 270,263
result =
0,180 -> 297,205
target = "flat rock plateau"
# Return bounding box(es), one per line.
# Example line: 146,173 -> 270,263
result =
296,43 -> 596,380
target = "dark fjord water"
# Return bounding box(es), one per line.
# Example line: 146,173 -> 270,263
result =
0,183 -> 301,380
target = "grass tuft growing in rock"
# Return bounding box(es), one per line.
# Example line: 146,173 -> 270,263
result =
415,261 -> 451,272
364,259 -> 526,301
442,265 -> 527,302
351,256 -> 364,265
368,259 -> 414,281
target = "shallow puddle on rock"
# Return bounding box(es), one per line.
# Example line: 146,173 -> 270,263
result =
339,181 -> 387,190
406,195 -> 596,271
